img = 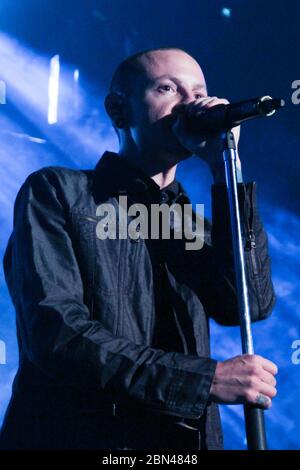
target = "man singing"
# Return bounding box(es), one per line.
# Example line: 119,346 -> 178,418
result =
0,47 -> 277,450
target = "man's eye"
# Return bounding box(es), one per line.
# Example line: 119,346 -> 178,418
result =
157,85 -> 176,93
195,94 -> 205,99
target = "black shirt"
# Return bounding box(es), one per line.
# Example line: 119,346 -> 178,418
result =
160,179 -> 181,204
151,179 -> 186,353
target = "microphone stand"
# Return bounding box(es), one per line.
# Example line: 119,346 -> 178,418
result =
221,130 -> 267,450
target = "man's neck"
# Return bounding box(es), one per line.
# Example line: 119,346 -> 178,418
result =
148,166 -> 177,189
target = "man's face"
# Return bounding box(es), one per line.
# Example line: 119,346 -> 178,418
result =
126,49 -> 208,163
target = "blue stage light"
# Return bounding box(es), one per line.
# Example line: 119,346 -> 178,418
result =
0,80 -> 6,104
221,7 -> 231,18
48,54 -> 60,125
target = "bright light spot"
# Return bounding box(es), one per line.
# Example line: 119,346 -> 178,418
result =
0,80 -> 6,104
74,69 -> 79,83
222,7 -> 231,18
48,54 -> 60,124
1,130 -> 46,144
0,340 -> 6,365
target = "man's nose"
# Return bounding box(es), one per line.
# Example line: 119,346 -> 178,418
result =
180,91 -> 198,105
172,94 -> 197,115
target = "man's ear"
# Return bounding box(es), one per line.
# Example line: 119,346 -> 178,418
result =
104,92 -> 126,129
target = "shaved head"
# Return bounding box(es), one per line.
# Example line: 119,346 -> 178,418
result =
109,47 -> 195,96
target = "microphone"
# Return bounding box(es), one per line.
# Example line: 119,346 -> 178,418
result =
187,96 -> 285,133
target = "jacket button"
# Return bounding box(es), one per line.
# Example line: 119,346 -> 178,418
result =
161,193 -> 168,203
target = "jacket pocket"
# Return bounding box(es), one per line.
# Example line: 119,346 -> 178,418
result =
70,211 -> 119,295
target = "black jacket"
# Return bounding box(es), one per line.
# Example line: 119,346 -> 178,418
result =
0,151 -> 276,450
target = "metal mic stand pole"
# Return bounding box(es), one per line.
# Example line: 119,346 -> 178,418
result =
221,130 -> 267,450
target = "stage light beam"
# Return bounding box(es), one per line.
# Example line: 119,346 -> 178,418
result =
0,80 -> 6,104
48,54 -> 60,124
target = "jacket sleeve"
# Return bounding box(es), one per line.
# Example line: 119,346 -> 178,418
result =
198,182 -> 276,326
3,169 -> 217,420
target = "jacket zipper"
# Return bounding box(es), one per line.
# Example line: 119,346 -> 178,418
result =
247,230 -> 258,276
243,185 -> 259,276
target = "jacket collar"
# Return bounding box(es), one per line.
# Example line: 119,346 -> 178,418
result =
92,151 -> 187,206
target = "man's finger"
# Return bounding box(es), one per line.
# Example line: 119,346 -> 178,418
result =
259,357 -> 278,375
186,97 -> 216,115
260,370 -> 277,387
258,380 -> 277,399
255,394 -> 271,409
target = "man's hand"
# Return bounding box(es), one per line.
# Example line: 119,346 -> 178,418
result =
209,354 -> 278,409
172,97 -> 241,181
